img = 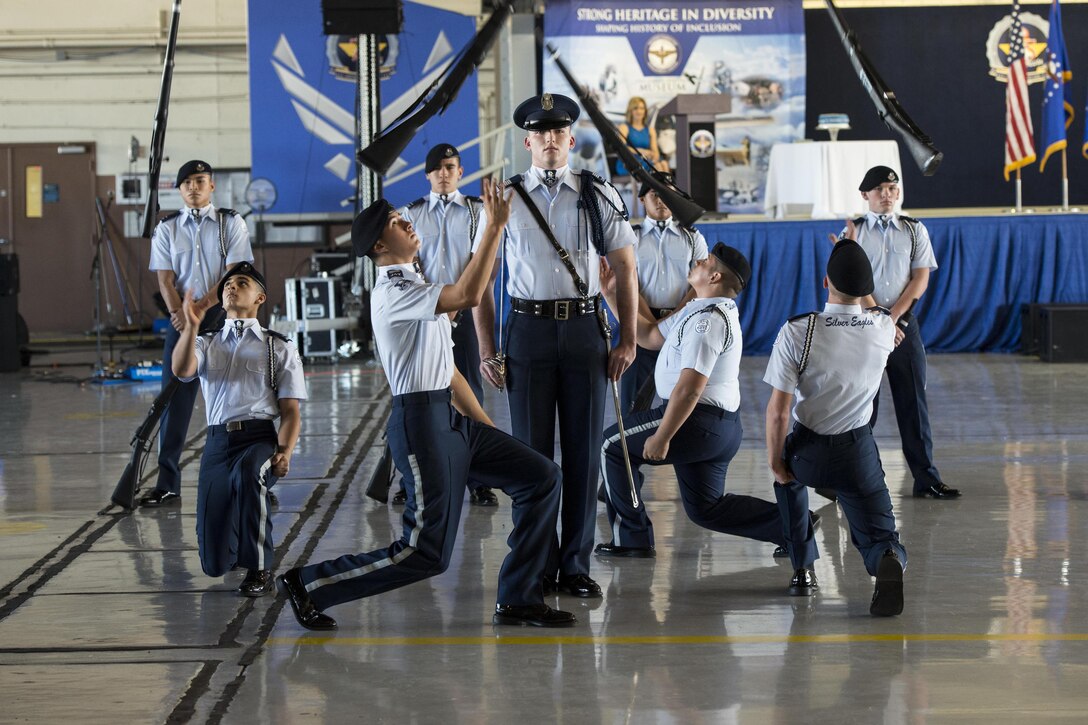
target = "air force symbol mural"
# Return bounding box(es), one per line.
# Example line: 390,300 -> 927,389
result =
247,1 -> 478,217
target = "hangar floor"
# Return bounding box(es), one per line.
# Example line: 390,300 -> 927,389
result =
1,350 -> 1086,723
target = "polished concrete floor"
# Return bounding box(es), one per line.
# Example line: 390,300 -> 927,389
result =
1,350 -> 1086,723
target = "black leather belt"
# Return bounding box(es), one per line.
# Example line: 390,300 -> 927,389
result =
650,307 -> 674,319
215,419 -> 275,433
393,388 -> 452,408
661,400 -> 738,420
794,422 -> 871,446
511,296 -> 599,320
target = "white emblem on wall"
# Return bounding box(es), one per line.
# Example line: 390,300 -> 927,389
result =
645,35 -> 681,74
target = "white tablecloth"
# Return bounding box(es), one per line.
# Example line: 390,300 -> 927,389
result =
763,140 -> 903,219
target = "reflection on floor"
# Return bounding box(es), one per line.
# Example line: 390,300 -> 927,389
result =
1,353 -> 1086,722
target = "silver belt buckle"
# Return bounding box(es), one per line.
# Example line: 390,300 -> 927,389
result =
554,300 -> 570,321
226,421 -> 243,432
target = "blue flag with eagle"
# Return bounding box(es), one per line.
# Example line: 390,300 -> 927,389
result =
1039,0 -> 1072,172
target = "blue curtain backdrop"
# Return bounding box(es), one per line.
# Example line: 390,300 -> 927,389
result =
494,215 -> 1088,356
696,215 -> 1088,354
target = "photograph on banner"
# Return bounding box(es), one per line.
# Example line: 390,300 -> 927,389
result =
543,0 -> 804,214
247,0 -> 480,218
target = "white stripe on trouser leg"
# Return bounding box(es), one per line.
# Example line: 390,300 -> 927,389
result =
256,457 -> 272,570
600,419 -> 662,544
305,452 -> 425,594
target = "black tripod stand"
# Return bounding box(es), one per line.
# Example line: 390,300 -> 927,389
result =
90,193 -> 138,382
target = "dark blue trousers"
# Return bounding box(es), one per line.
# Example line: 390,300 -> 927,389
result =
157,325 -> 199,495
618,345 -> 659,413
871,321 -> 943,493
601,403 -> 799,556
299,390 -> 561,611
505,312 -> 607,579
157,307 -> 223,495
196,421 -> 278,577
774,423 -> 907,574
452,310 -> 483,404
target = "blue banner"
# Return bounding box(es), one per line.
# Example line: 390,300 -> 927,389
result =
1039,0 -> 1073,172
543,0 -> 805,214
247,1 -> 479,217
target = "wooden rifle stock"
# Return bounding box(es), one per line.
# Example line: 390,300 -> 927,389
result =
140,0 -> 183,238
357,2 -> 512,175
823,0 -> 942,176
545,43 -> 707,227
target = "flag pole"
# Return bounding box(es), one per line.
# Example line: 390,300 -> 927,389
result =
1061,148 -> 1069,211
1015,168 -> 1023,213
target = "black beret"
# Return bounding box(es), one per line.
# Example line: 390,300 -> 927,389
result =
425,143 -> 460,173
351,199 -> 395,257
710,243 -> 751,290
827,240 -> 874,297
175,159 -> 213,188
514,93 -> 580,131
858,165 -> 899,191
638,170 -> 693,201
217,261 -> 267,301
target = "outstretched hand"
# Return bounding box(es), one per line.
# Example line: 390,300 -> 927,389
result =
828,218 -> 857,244
481,177 -> 512,228
181,290 -> 216,330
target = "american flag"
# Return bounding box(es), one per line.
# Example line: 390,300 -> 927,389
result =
1004,1 -> 1036,180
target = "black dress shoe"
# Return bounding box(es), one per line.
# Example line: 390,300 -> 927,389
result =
773,512 -> 821,558
788,568 -> 818,596
239,569 -> 274,597
493,603 -> 577,627
470,486 -> 498,507
556,573 -> 602,598
139,489 -> 181,507
914,482 -> 962,499
814,487 -> 838,502
392,489 -> 407,505
276,569 -> 337,630
870,550 -> 904,617
268,491 -> 280,508
594,541 -> 656,558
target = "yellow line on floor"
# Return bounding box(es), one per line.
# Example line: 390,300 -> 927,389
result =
268,632 -> 1088,647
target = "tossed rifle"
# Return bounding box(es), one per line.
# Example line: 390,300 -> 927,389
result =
358,1 -> 513,175
545,42 -> 707,228
823,0 -> 942,175
141,0 -> 183,238
110,378 -> 181,510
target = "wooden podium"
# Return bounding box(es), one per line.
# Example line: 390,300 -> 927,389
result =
660,94 -> 732,212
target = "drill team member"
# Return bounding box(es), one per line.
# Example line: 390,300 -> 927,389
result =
846,166 -> 960,500
619,171 -> 708,413
765,234 -> 907,616
144,160 -> 253,508
476,92 -> 639,598
277,183 -> 574,630
173,262 -> 305,596
597,244 -> 812,564
397,143 -> 498,507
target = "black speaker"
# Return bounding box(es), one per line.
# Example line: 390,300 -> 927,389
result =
0,297 -> 19,372
322,0 -> 403,36
1038,305 -> 1088,363
0,253 -> 18,296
